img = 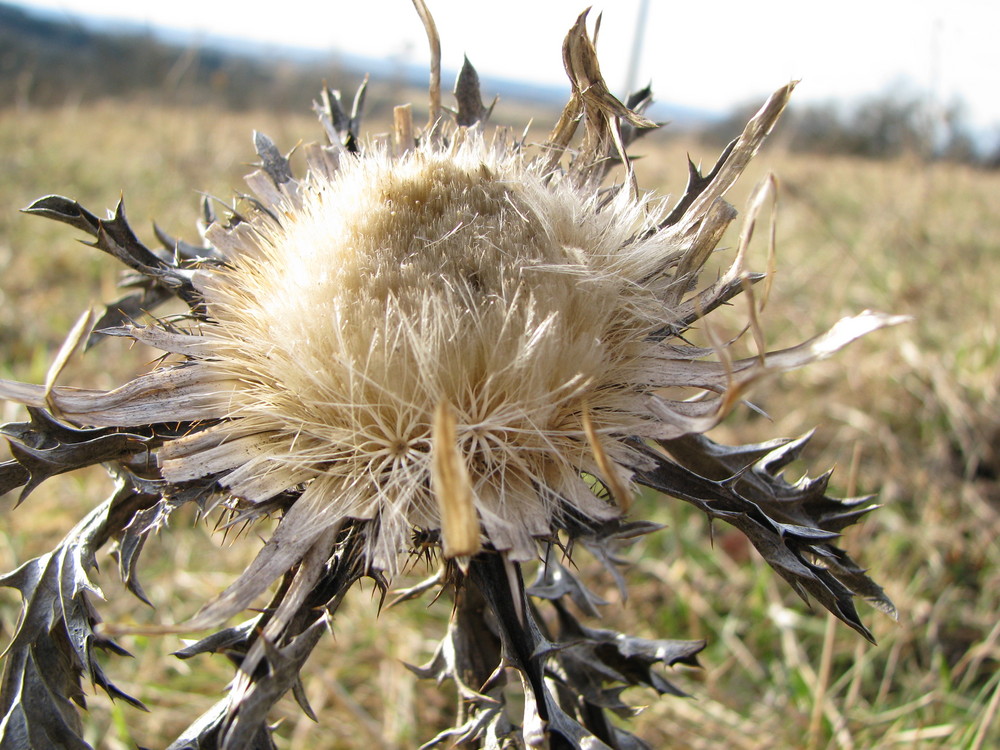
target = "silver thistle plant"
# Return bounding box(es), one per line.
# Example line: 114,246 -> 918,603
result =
0,3 -> 903,748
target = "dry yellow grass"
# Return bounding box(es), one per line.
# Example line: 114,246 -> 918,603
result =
0,99 -> 997,748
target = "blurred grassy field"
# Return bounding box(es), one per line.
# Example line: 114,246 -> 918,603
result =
0,98 -> 997,749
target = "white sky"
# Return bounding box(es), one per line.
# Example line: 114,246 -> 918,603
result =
17,0 -> 1000,131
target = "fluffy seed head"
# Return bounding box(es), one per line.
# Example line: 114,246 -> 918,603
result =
168,136 -> 677,567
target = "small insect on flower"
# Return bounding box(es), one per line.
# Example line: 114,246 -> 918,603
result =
0,2 -> 904,748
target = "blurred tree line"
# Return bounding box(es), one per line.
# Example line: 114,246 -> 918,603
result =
0,3 -> 367,113
700,88 -> 998,168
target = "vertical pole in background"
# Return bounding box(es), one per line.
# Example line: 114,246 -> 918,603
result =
623,0 -> 650,96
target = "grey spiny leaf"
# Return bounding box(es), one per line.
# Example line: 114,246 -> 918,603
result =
1,409 -> 149,503
454,56 -> 493,127
0,481 -> 158,749
252,131 -> 293,186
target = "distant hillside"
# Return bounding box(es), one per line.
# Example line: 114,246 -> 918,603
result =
0,2 -> 363,111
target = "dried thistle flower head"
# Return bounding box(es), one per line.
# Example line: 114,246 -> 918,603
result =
0,5 -> 903,748
168,136 -> 658,567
